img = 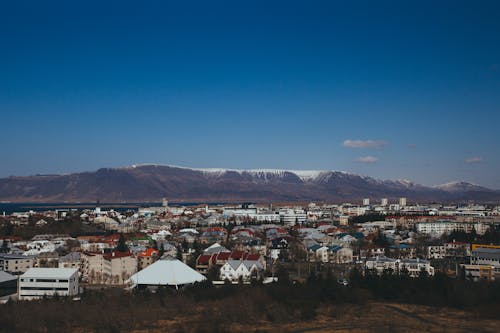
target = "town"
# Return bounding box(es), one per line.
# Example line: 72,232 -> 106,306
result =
1,197 -> 499,302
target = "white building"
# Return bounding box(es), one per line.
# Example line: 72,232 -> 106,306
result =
381,198 -> 388,206
399,258 -> 435,277
18,268 -> 79,300
426,245 -> 446,260
279,209 -> 307,226
365,257 -> 434,277
219,259 -> 264,282
399,197 -> 407,207
129,259 -> 206,289
415,221 -> 488,236
363,198 -> 370,206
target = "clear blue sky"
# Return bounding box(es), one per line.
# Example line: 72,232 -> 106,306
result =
1,1 -> 499,188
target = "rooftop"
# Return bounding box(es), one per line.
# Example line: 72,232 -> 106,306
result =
20,268 -> 78,279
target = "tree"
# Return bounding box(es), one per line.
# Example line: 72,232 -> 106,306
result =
176,245 -> 183,262
276,264 -> 290,285
0,239 -> 9,253
158,243 -> 165,258
115,234 -> 129,252
207,265 -> 219,282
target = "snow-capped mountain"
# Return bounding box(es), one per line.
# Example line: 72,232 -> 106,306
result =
434,181 -> 493,193
0,164 -> 498,202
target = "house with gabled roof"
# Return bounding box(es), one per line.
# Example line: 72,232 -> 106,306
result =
219,259 -> 264,282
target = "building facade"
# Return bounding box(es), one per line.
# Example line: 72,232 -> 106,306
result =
18,268 -> 79,300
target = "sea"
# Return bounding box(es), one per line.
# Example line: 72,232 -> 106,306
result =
0,202 -> 228,215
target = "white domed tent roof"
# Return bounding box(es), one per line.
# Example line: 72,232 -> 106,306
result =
129,258 -> 206,288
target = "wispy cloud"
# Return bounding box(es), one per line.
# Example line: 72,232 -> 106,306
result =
343,139 -> 387,149
465,157 -> 483,164
355,156 -> 379,163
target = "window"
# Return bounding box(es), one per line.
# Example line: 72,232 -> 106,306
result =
36,279 -> 57,283
20,287 -> 68,291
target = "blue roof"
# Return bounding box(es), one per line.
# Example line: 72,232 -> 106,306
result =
389,244 -> 413,249
352,232 -> 365,239
308,244 -> 322,251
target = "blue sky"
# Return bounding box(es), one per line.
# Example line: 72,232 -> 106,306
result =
1,1 -> 499,188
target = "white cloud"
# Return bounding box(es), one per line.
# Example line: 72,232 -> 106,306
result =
465,157 -> 483,164
343,139 -> 387,149
355,156 -> 379,163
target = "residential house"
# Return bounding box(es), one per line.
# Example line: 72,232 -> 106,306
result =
219,259 -> 264,282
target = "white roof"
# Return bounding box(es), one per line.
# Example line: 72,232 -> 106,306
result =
21,268 -> 78,279
129,259 -> 206,287
179,228 -> 199,234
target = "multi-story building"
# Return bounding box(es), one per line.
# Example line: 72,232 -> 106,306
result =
365,257 -> 434,277
0,254 -> 35,274
470,247 -> 500,277
415,221 -> 487,236
426,245 -> 446,260
399,258 -> 435,277
459,264 -> 495,281
18,268 -> 79,300
82,251 -> 137,285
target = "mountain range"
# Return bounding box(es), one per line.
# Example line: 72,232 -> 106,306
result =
0,164 -> 498,203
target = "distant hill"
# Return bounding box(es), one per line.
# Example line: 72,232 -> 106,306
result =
0,164 -> 499,203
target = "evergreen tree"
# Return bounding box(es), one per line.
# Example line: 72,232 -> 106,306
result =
115,234 -> 129,252
0,239 -> 9,253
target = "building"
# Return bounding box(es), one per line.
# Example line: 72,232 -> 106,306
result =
365,256 -> 398,274
426,245 -> 446,260
0,254 -> 34,274
415,221 -> 486,236
18,268 -> 79,300
470,248 -> 500,277
279,209 -> 307,226
381,198 -> 388,206
0,270 -> 17,296
129,258 -> 206,289
58,252 -> 82,270
363,198 -> 370,206
365,257 -> 435,277
82,251 -> 137,285
399,258 -> 435,277
137,248 -> 159,270
459,264 -> 495,281
360,245 -> 386,258
399,197 -> 407,207
219,259 -> 264,282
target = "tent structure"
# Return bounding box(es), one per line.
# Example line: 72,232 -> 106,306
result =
128,258 -> 206,289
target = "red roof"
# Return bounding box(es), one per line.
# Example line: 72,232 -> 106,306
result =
139,248 -> 159,257
230,250 -> 245,259
102,251 -> 133,260
245,254 -> 260,261
197,254 -> 212,265
216,252 -> 231,261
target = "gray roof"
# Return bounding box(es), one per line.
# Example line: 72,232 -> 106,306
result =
0,270 -> 17,283
59,252 -> 81,262
21,268 -> 78,279
473,248 -> 500,260
0,254 -> 34,260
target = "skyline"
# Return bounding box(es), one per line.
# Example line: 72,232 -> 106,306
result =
1,1 -> 500,188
